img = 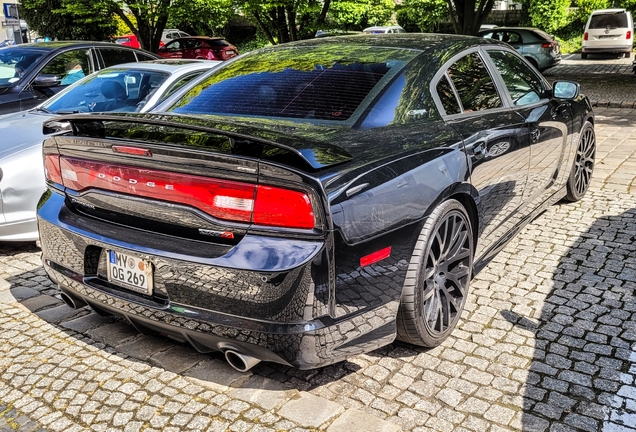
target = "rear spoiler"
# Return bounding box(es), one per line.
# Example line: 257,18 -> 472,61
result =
43,113 -> 353,170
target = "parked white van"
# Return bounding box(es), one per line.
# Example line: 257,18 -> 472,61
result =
582,8 -> 633,58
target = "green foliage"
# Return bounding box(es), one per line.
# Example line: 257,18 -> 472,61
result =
557,35 -> 582,53
19,0 -> 117,40
396,0 -> 447,32
527,0 -> 570,34
168,0 -> 234,36
329,0 -> 396,28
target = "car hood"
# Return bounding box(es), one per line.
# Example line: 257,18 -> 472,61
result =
0,110 -> 50,159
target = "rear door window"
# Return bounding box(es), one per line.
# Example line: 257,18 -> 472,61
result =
99,48 -> 138,67
446,52 -> 502,112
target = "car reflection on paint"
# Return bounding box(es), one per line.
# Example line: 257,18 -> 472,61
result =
38,34 -> 595,370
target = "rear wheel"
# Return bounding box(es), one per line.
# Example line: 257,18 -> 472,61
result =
564,121 -> 595,202
581,53 -> 588,59
396,199 -> 473,348
625,52 -> 631,58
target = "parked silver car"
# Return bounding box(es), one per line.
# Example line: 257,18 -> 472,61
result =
0,59 -> 220,242
478,27 -> 562,72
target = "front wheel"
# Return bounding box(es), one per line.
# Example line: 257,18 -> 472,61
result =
564,121 -> 595,202
396,199 -> 474,348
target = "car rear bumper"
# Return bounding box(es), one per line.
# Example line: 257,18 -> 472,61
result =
37,190 -> 399,369
582,45 -> 632,53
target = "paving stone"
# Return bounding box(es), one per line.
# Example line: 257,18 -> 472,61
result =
59,313 -> 114,333
228,375 -> 296,410
116,335 -> 176,361
278,392 -> 344,428
87,322 -> 138,346
327,408 -> 401,432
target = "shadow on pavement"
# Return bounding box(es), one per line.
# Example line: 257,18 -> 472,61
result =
503,208 -> 636,431
1,242 -> 360,393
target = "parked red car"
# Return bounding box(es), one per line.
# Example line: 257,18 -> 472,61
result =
114,35 -> 140,49
157,36 -> 238,61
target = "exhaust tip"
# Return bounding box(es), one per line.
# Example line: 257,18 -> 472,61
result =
59,291 -> 87,309
224,349 -> 260,372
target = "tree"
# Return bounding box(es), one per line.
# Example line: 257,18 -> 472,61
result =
63,0 -> 172,52
397,0 -> 447,32
19,0 -> 117,40
329,0 -> 395,29
445,0 -> 497,35
526,0 -> 570,33
168,0 -> 234,37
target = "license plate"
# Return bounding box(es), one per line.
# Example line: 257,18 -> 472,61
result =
107,250 -> 153,295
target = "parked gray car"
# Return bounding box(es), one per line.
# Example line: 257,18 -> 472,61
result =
478,27 -> 562,72
0,59 -> 220,242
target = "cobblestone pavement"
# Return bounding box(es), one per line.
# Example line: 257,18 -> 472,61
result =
1,107 -> 636,432
544,53 -> 636,108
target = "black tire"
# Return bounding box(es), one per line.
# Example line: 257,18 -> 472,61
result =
581,53 -> 588,59
564,121 -> 595,202
625,52 -> 631,58
396,199 -> 473,348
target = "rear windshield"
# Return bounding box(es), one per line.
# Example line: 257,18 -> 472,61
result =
589,12 -> 629,29
169,45 -> 417,122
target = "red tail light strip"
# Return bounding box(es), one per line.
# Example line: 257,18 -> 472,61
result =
44,154 -> 63,185
51,157 -> 316,229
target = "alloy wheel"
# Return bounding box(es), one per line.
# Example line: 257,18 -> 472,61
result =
421,210 -> 472,335
574,126 -> 596,196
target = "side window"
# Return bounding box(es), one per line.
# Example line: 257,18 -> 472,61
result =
37,49 -> 92,86
447,52 -> 502,112
185,40 -> 200,49
100,48 -> 137,67
136,52 -> 156,61
505,32 -> 522,44
436,73 -> 461,115
164,41 -> 182,52
488,50 -> 545,106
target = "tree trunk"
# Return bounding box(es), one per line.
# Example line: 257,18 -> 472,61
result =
251,11 -> 276,45
317,0 -> 331,26
286,5 -> 297,41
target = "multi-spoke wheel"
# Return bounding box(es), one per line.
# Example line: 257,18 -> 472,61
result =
565,121 -> 595,202
397,199 -> 473,347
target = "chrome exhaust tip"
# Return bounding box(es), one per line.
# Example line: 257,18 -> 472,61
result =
59,290 -> 87,309
224,349 -> 261,372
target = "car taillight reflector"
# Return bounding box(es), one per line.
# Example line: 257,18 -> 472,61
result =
628,31 -> 632,39
541,42 -> 551,49
112,145 -> 152,157
58,157 -> 316,229
584,32 -> 588,41
44,154 -> 63,185
360,246 -> 392,267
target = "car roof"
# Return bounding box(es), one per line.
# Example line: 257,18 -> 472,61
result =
171,36 -> 225,41
280,33 -> 505,53
479,27 -> 541,32
4,41 -> 140,51
591,8 -> 627,14
106,59 -> 220,73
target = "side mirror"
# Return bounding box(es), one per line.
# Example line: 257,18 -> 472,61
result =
33,74 -> 61,88
553,80 -> 580,99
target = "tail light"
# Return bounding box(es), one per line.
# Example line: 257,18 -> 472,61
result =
541,42 -> 551,49
584,32 -> 588,41
44,154 -> 63,185
54,157 -> 316,229
627,30 -> 632,39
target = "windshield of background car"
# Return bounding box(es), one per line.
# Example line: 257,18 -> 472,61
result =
44,68 -> 170,114
0,48 -> 45,87
589,12 -> 629,29
169,45 -> 419,122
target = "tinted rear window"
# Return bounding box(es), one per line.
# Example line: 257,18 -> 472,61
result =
169,46 -> 417,122
590,12 -> 629,29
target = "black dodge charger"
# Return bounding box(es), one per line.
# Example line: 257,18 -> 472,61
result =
37,34 -> 595,371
